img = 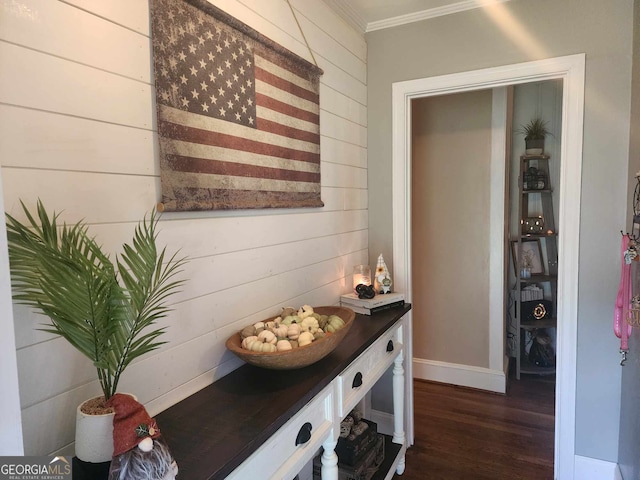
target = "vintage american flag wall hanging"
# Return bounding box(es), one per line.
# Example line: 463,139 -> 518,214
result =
150,0 -> 324,211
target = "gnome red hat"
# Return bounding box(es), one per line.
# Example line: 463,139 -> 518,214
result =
106,393 -> 161,457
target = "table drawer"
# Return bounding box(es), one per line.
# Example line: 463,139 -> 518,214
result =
337,323 -> 402,418
226,384 -> 334,480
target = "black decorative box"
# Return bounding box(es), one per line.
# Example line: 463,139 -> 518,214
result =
313,434 -> 385,480
336,419 -> 378,466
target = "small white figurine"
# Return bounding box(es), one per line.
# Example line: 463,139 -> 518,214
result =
374,254 -> 392,294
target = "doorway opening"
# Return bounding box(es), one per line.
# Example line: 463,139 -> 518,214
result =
392,54 -> 585,479
507,80 -> 562,382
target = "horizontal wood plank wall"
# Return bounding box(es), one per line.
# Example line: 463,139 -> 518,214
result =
0,0 -> 367,456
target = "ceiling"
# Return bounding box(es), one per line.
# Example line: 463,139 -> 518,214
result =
325,0 -> 511,32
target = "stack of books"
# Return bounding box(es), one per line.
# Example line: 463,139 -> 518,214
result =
340,292 -> 405,315
521,285 -> 543,302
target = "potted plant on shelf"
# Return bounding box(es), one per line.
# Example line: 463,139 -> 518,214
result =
518,117 -> 551,154
5,200 -> 187,463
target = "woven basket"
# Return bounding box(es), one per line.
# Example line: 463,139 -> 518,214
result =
225,306 -> 355,370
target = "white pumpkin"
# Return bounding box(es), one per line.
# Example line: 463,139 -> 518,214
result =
257,330 -> 277,345
298,331 -> 314,347
276,339 -> 292,351
241,335 -> 259,350
297,305 -> 314,319
300,317 -> 319,334
287,323 -> 302,340
249,338 -> 277,352
272,323 -> 288,338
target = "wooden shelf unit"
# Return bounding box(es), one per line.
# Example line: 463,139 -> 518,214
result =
514,154 -> 558,379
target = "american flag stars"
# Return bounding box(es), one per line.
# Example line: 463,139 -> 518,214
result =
153,4 -> 257,128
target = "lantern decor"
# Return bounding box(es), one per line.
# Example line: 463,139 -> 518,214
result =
352,265 -> 371,293
523,166 -> 548,191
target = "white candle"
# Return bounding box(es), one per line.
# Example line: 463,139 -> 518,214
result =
353,265 -> 371,293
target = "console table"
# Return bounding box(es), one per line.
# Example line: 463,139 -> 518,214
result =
155,304 -> 411,479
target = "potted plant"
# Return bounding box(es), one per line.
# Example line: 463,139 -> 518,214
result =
5,200 -> 187,463
518,117 -> 551,154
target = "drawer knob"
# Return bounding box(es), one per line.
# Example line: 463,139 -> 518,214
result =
295,422 -> 313,446
352,372 -> 363,388
387,340 -> 394,352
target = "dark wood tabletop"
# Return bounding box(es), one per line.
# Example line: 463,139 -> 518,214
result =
156,304 -> 411,480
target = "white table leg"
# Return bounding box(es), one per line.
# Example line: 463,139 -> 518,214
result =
320,438 -> 338,480
393,352 -> 406,474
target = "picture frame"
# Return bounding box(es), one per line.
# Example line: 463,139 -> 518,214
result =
511,238 -> 544,276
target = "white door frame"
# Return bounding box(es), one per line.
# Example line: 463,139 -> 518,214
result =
0,165 -> 24,455
392,54 -> 585,480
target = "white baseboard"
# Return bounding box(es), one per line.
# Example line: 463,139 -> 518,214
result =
575,455 -> 619,480
413,358 -> 506,393
614,463 -> 623,480
369,409 -> 394,436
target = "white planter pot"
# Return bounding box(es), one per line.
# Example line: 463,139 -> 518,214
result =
525,138 -> 544,155
75,401 -> 114,463
75,393 -> 136,463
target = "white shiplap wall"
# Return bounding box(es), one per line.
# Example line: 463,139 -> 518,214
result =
0,0 -> 367,456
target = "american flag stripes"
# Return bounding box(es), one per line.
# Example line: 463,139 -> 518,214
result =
150,0 -> 323,211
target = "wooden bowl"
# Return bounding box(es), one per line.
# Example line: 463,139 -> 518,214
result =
225,306 -> 355,370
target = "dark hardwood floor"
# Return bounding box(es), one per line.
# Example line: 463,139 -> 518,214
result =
396,373 -> 555,480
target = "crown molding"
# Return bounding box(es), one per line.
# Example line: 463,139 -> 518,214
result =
366,0 -> 512,33
322,0 -> 367,33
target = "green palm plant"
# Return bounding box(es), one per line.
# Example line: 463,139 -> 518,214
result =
5,200 -> 187,401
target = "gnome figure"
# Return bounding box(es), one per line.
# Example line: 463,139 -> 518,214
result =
106,394 -> 178,480
374,254 -> 392,294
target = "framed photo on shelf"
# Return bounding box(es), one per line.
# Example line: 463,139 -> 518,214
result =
511,238 -> 544,275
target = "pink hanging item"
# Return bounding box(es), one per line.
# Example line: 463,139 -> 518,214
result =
614,235 -> 633,350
